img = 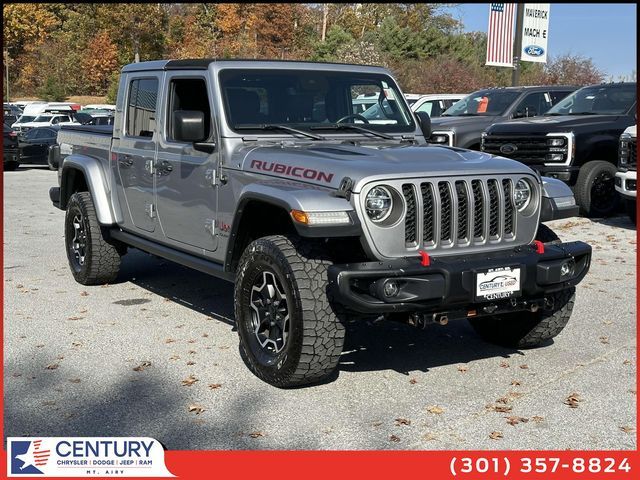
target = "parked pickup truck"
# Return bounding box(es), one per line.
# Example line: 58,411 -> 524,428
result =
427,85 -> 577,149
482,82 -> 637,217
50,59 -> 591,387
615,125 -> 637,224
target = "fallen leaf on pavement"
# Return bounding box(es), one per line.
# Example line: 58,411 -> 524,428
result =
186,361 -> 196,366
457,365 -> 469,373
423,432 -> 437,441
45,363 -> 59,370
510,380 -> 522,386
208,383 -> 222,390
395,418 -> 411,426
426,405 -> 445,415
133,361 -> 151,372
506,416 -> 529,426
389,435 -> 401,442
519,364 -> 529,370
564,392 -> 582,408
532,416 -> 545,423
489,431 -> 503,440
499,361 -> 510,368
496,396 -> 509,404
599,336 -> 609,344
182,375 -> 198,386
69,378 -> 81,383
188,404 -> 205,415
409,378 -> 418,384
80,291 -> 89,296
620,426 -> 635,433
248,431 -> 264,439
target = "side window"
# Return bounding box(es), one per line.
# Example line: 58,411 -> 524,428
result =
51,117 -> 60,125
549,90 -> 573,105
35,129 -> 51,139
167,78 -> 211,141
25,129 -> 39,139
515,92 -> 552,117
126,78 -> 159,138
415,100 -> 434,116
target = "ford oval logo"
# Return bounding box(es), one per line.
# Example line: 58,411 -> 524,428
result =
500,143 -> 518,155
524,45 -> 544,57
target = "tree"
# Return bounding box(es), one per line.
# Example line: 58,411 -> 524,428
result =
106,71 -> 120,104
38,75 -> 66,101
81,31 -> 119,95
311,25 -> 354,61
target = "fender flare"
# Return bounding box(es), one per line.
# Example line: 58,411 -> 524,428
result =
60,155 -> 117,225
540,176 -> 580,222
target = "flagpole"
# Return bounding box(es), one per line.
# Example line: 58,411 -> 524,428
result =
512,3 -> 525,86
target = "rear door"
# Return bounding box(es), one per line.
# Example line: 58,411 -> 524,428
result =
154,73 -> 219,252
112,75 -> 161,233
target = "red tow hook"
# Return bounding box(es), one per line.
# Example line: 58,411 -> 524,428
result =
419,250 -> 431,266
533,240 -> 545,254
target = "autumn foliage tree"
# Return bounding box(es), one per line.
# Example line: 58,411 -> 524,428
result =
81,31 -> 119,95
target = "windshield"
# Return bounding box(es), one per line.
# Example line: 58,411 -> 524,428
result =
33,115 -> 53,122
219,69 -> 415,134
545,84 -> 636,115
16,115 -> 35,124
444,90 -> 521,116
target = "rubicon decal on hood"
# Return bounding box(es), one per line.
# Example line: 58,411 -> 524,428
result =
250,160 -> 334,184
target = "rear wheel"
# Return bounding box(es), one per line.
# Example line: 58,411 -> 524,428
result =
574,160 -> 619,217
65,192 -> 124,285
234,235 -> 345,388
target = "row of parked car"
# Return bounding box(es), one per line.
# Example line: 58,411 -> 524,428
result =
4,81 -> 637,221
387,83 -> 636,220
3,101 -> 115,171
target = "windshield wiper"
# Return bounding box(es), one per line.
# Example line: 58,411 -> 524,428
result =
235,124 -> 326,140
567,111 -> 604,115
544,112 -> 565,116
309,123 -> 394,140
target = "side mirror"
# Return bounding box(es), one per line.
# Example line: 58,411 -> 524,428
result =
48,144 -> 60,170
173,110 -> 206,143
415,111 -> 432,138
513,110 -> 525,119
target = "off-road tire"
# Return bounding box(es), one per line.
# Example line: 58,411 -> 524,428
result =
574,160 -> 619,217
65,192 -> 123,285
625,198 -> 637,225
536,224 -> 561,245
4,161 -> 19,171
469,287 -> 576,348
234,235 -> 345,388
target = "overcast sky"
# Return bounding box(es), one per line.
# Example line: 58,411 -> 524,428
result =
444,3 -> 637,79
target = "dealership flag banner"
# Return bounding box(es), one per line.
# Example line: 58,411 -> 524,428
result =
485,3 -> 516,67
521,3 -> 550,62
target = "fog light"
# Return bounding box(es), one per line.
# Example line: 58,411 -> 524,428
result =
560,259 -> 575,277
383,280 -> 399,297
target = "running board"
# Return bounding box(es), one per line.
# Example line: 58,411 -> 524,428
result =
110,229 -> 234,282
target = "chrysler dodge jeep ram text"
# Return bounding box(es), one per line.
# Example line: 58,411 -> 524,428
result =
50,60 -> 591,387
482,82 -> 637,217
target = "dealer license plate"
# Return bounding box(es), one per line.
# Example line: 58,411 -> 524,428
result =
475,266 -> 521,302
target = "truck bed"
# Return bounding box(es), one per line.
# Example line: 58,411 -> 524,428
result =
59,124 -> 114,135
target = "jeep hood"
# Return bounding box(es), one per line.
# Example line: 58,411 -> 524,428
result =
487,114 -> 622,134
233,142 -> 537,192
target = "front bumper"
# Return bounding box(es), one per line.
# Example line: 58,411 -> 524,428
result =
3,148 -> 20,163
328,241 -> 591,314
615,170 -> 636,199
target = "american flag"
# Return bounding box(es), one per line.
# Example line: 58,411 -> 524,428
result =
486,3 -> 516,67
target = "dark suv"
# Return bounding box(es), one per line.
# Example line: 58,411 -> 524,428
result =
427,86 -> 577,150
482,82 -> 637,217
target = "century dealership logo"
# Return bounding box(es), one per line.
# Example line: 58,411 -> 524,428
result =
8,437 -> 174,477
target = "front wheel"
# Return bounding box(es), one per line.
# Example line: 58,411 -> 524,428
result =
469,288 -> 576,348
234,235 -> 345,388
65,192 -> 124,285
574,160 -> 619,217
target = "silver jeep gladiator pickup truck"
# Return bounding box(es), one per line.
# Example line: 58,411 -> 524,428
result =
50,59 -> 591,387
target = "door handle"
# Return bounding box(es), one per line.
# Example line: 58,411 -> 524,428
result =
157,160 -> 173,175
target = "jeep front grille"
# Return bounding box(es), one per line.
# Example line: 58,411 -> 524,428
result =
401,177 -> 516,251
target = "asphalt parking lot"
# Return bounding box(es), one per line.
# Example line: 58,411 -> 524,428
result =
3,167 -> 637,450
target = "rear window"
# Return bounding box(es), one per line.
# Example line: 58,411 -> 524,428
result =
126,78 -> 159,137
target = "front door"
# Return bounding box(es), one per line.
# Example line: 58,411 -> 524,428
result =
113,76 -> 161,233
155,74 -> 219,251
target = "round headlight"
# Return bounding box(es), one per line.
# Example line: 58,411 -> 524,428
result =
513,179 -> 532,211
365,186 -> 393,222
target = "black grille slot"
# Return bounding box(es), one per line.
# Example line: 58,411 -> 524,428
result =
472,180 -> 484,239
488,179 -> 500,237
421,183 -> 435,243
483,134 -> 551,163
502,179 -> 514,235
438,182 -> 452,242
402,184 -> 417,245
455,181 -> 469,241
